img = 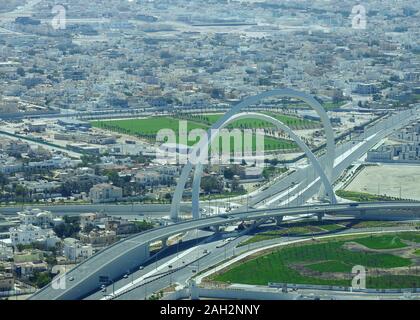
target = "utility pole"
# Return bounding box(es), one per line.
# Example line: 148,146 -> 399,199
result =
144,281 -> 148,300
168,265 -> 173,286
176,238 -> 180,258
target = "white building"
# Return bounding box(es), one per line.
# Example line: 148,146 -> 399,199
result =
27,156 -> 79,171
9,224 -> 60,248
63,238 -> 93,262
89,183 -> 123,203
135,171 -> 163,186
17,208 -> 63,228
0,243 -> 13,261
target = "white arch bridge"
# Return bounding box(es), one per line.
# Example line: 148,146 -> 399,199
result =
170,88 -> 336,220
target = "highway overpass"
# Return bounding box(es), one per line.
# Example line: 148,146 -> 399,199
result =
30,201 -> 420,300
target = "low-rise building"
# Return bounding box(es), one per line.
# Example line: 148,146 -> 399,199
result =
17,208 -> 63,228
240,167 -> 263,180
89,183 -> 123,203
79,213 -> 100,229
0,272 -> 14,291
79,230 -> 117,246
0,244 -> 13,261
105,218 -> 137,235
63,238 -> 93,262
367,147 -> 393,162
14,261 -> 48,278
9,224 -> 60,248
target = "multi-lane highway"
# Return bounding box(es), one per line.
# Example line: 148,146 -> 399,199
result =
27,107 -> 420,300
32,105 -> 420,299
4,107 -> 418,219
0,203 -> 191,217
247,108 -> 418,209
30,201 -> 420,300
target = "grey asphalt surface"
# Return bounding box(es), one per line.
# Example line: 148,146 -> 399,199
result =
28,108 -> 420,300
0,203 -> 192,217
3,108 -> 416,219
248,108 -> 418,209
108,224 -> 418,300
30,201 -> 420,300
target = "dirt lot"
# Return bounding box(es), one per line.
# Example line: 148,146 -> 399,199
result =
345,164 -> 420,200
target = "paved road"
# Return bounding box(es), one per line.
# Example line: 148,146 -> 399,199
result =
0,203 -> 192,217
27,108 -> 420,300
248,108 -> 418,209
104,224 -> 418,300
29,201 -> 420,300
4,108 -> 417,219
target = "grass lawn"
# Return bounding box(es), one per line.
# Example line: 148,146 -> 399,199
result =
238,222 -> 345,247
351,220 -> 401,229
397,232 -> 420,243
307,260 -> 352,273
92,116 -> 297,151
317,224 -> 345,232
213,249 -> 350,287
336,190 -> 401,202
213,235 -> 414,288
238,227 -> 315,247
354,235 -> 408,250
322,101 -> 348,111
92,116 -> 206,138
192,113 -> 319,130
200,190 -> 247,200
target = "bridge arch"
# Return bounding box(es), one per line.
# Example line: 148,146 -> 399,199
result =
170,88 -> 335,220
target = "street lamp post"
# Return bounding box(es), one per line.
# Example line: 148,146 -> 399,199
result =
168,265 -> 173,286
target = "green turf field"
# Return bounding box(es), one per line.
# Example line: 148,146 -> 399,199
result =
397,232 -> 420,243
188,112 -> 319,130
238,221 -> 347,247
92,115 -> 298,151
307,260 -> 352,273
336,190 -> 401,202
212,233 -> 420,289
354,235 -> 408,250
92,116 -> 206,137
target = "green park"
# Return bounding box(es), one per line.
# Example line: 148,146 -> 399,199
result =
211,232 -> 420,289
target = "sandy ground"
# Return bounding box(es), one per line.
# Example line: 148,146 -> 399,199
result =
345,164 -> 420,200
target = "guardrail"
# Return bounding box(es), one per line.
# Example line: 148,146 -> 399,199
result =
30,201 -> 420,299
108,252 -> 211,300
268,282 -> 420,294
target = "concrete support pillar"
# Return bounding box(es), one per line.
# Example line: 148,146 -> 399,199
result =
317,213 -> 324,222
161,237 -> 168,249
275,216 -> 284,226
190,280 -> 199,300
144,243 -> 150,260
